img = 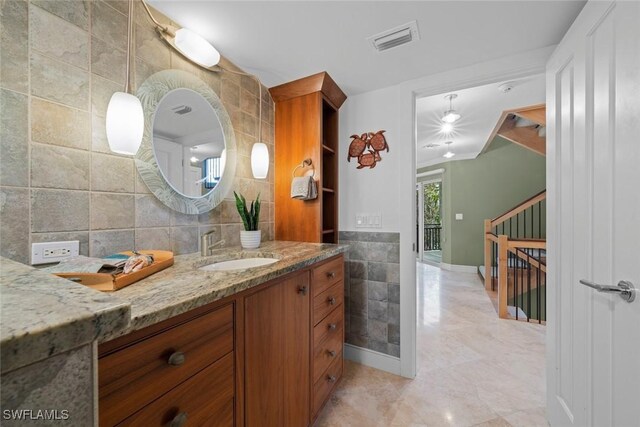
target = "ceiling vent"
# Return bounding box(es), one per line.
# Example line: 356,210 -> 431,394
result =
171,105 -> 192,115
368,21 -> 420,52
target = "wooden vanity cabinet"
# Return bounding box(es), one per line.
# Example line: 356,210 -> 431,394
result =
97,254 -> 344,427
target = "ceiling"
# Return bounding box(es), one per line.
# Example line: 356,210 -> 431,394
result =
416,74 -> 545,167
149,1 -> 585,95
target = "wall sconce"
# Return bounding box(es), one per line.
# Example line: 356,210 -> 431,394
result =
106,0 -> 143,155
141,0 -> 220,68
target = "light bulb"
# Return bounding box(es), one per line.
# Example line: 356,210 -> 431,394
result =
251,142 -> 269,179
174,28 -> 220,68
440,122 -> 453,134
190,156 -> 199,162
443,151 -> 455,159
442,109 -> 461,123
106,92 -> 144,155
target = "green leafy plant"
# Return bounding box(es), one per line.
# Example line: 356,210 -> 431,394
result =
234,192 -> 261,231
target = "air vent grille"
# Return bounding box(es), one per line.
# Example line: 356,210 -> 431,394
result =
368,21 -> 420,52
172,105 -> 192,115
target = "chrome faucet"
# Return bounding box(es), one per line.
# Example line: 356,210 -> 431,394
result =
200,230 -> 225,256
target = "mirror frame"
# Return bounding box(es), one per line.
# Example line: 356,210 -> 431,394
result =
136,69 -> 237,214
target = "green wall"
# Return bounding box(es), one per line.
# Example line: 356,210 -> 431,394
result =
418,138 -> 546,266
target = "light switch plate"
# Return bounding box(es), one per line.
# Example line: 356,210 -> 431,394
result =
32,241 -> 79,265
455,213 -> 463,220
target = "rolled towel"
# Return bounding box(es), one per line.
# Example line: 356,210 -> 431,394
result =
291,176 -> 317,200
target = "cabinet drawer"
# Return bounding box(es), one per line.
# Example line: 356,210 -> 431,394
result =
313,304 -> 343,348
313,322 -> 343,383
313,281 -> 344,325
100,304 -> 234,426
118,352 -> 234,426
312,256 -> 343,297
312,350 -> 343,416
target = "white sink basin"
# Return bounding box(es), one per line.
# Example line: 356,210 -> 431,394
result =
199,257 -> 279,272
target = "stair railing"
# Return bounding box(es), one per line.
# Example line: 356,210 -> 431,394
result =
483,190 -> 546,320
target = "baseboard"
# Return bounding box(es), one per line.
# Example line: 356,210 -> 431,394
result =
343,343 -> 401,375
440,262 -> 478,274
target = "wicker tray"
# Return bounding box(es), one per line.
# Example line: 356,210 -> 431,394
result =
55,250 -> 174,292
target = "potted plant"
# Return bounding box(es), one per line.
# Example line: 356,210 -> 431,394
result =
234,192 -> 262,249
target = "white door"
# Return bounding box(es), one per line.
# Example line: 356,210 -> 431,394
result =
546,1 -> 640,426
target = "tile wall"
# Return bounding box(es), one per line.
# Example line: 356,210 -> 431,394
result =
340,231 -> 400,357
0,0 -> 275,264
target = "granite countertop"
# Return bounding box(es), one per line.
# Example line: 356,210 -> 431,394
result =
101,241 -> 348,341
0,258 -> 130,374
0,242 -> 348,369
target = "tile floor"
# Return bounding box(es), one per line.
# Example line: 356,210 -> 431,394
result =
316,262 -> 547,426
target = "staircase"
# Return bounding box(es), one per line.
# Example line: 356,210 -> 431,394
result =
482,190 -> 547,323
483,104 -> 546,156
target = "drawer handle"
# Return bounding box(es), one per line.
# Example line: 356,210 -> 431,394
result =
167,351 -> 185,366
326,271 -> 336,279
170,412 -> 188,427
298,285 -> 307,295
328,323 -> 337,331
327,349 -> 337,357
327,296 -> 336,305
327,375 -> 337,383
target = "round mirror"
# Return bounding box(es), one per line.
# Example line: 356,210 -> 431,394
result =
153,88 -> 226,197
136,70 -> 236,214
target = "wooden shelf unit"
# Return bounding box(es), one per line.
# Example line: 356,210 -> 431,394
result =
270,72 -> 346,244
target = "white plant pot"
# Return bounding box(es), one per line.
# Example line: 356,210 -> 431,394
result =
240,230 -> 261,249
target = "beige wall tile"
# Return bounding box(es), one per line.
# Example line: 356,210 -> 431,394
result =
31,53 -> 89,110
91,74 -> 121,117
91,153 -> 134,193
104,0 -> 129,16
219,199 -> 240,224
31,189 -> 89,232
135,227 -> 171,251
134,57 -> 162,90
0,187 -> 30,263
91,37 -> 126,85
135,194 -> 171,227
91,0 -> 126,51
171,226 -> 199,255
221,223 -> 243,247
30,5 -> 89,70
134,24 -> 170,69
0,0 -> 29,93
32,231 -> 90,257
134,170 -> 151,194
32,0 -> 89,30
91,193 -> 134,230
221,81 -> 240,109
31,98 -> 91,150
0,89 -> 29,187
90,229 -> 134,257
31,143 -> 90,190
240,89 -> 259,117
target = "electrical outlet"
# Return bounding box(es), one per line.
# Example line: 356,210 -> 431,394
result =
455,213 -> 464,220
32,241 -> 79,265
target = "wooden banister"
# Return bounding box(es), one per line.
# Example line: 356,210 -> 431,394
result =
484,220 -> 492,291
491,190 -> 546,227
507,239 -> 546,249
497,235 -> 509,319
508,247 -> 547,273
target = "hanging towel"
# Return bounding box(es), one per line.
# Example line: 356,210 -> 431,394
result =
291,176 -> 318,200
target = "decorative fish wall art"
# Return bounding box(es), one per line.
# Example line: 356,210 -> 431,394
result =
347,130 -> 389,169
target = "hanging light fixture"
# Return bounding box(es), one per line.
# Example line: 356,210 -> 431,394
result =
442,141 -> 455,158
141,0 -> 220,69
106,0 -> 143,155
441,94 -> 461,124
250,83 -> 269,179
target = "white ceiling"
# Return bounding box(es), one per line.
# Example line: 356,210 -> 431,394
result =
149,1 -> 585,95
416,74 -> 545,167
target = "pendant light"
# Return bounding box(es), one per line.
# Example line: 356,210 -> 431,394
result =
441,94 -> 461,124
106,0 -> 143,155
251,83 -> 269,179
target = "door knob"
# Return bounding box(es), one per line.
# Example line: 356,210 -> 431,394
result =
326,271 -> 336,279
579,279 -> 635,303
327,296 -> 336,305
328,323 -> 337,330
327,375 -> 337,383
327,350 -> 337,357
297,286 -> 307,295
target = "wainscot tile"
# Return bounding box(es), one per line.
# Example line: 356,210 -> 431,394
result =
91,0 -> 127,51
388,283 -> 400,304
91,153 -> 134,193
30,5 -> 89,70
91,36 -> 126,85
0,187 -> 30,263
31,98 -> 91,150
367,280 -> 388,302
32,0 -> 89,30
135,228 -> 171,251
30,53 -> 89,110
135,194 -> 171,228
91,193 -> 134,230
31,144 -> 90,190
368,262 -> 388,282
388,343 -> 400,358
388,302 -> 400,326
220,223 -> 243,248
90,229 -> 134,257
368,300 -> 388,322
367,319 -> 388,343
387,263 -> 400,284
31,189 -> 90,232
368,340 -> 389,354
0,0 -> 29,93
0,90 -> 28,187
349,279 -> 367,316
349,260 -> 367,280
171,226 -> 199,255
388,324 -> 400,345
